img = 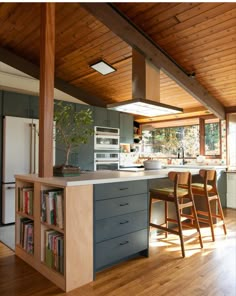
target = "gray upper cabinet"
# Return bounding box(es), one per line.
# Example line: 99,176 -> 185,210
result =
3,91 -> 30,118
76,104 -> 94,171
94,106 -> 119,128
120,112 -> 134,144
2,91 -> 39,119
29,95 -> 39,119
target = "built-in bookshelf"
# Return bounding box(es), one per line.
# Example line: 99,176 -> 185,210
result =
16,182 -> 35,256
15,175 -> 93,292
40,186 -> 64,275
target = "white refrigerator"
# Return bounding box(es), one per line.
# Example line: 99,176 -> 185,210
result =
2,116 -> 39,224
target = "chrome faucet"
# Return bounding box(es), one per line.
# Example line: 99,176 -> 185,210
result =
177,147 -> 187,165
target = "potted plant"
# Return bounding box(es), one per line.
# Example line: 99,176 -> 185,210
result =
53,101 -> 94,176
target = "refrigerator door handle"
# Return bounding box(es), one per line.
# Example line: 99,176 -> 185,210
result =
33,123 -> 36,174
6,186 -> 16,190
29,123 -> 33,174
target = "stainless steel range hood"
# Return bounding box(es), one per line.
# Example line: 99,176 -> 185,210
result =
107,49 -> 183,117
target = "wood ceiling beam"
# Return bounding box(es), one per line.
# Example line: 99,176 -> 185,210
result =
0,47 -> 106,107
81,3 -> 226,120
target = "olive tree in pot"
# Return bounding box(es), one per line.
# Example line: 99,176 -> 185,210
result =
53,101 -> 94,176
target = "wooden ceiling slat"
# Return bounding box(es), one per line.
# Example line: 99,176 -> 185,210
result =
132,3 -> 197,33
162,25 -> 235,56
0,3 -> 18,21
126,3 -> 180,25
58,32 -> 122,67
156,7 -> 236,44
157,3 -> 236,38
183,47 -> 236,69
167,35 -> 235,62
176,3 -> 221,22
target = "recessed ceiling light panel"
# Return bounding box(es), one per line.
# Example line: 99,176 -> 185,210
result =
90,60 -> 116,75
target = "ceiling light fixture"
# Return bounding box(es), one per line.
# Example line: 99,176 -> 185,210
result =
90,60 -> 116,75
107,98 -> 182,117
107,49 -> 183,117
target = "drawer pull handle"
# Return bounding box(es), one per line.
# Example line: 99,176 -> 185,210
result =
120,241 -> 129,246
119,187 -> 128,191
120,220 -> 129,224
119,203 -> 129,207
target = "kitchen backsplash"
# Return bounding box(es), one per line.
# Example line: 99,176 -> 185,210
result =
120,120 -> 227,166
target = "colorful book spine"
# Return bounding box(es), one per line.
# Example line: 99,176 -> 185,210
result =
19,218 -> 34,254
18,187 -> 34,216
40,189 -> 64,229
44,229 -> 64,274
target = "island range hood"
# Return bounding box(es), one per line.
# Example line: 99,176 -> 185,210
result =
107,49 -> 183,117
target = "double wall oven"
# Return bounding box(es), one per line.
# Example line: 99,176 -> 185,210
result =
94,126 -> 120,171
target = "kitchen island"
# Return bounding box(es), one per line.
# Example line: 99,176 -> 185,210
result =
14,167 -> 221,292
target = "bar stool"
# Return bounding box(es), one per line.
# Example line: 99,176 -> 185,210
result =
191,169 -> 227,241
149,171 -> 203,257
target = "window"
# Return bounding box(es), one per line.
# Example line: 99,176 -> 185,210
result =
204,118 -> 221,156
142,125 -> 199,157
141,117 -> 221,159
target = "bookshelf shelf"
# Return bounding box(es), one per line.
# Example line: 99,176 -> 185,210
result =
15,176 -> 93,292
40,222 -> 64,233
16,211 -> 34,220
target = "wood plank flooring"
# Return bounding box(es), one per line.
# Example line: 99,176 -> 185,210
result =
0,209 -> 235,296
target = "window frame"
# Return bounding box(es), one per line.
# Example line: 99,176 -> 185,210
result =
199,116 -> 222,159
141,116 -> 222,159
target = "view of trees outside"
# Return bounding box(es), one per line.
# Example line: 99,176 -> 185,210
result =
142,125 -> 200,157
205,121 -> 220,155
142,120 -> 221,158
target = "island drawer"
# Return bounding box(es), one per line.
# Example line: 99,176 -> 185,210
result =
95,193 -> 148,220
94,180 -> 148,200
95,229 -> 148,270
95,210 -> 148,243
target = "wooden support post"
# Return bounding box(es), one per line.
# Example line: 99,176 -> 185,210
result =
39,3 -> 55,177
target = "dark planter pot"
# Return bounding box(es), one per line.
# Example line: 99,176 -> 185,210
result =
53,165 -> 81,177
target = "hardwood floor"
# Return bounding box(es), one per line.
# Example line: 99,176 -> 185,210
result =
0,209 -> 235,296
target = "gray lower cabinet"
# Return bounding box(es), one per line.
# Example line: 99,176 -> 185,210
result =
94,180 -> 149,271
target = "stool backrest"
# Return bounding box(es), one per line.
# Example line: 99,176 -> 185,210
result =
199,169 -> 217,193
168,171 -> 191,186
199,169 -> 216,182
168,171 -> 192,197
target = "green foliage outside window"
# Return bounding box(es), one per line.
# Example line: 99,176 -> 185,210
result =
142,125 -> 199,157
205,122 -> 220,155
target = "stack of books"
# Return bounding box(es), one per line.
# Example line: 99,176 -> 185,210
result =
41,189 -> 64,229
19,218 -> 34,254
18,187 -> 34,216
44,229 -> 64,274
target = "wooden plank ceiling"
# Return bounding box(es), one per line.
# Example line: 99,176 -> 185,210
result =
0,2 -> 235,123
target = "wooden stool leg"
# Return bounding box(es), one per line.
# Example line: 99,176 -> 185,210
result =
192,202 -> 203,248
206,198 -> 215,241
175,199 -> 185,258
216,198 -> 227,235
165,201 -> 168,238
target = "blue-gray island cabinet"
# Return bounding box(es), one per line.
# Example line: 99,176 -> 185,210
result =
94,180 -> 149,271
